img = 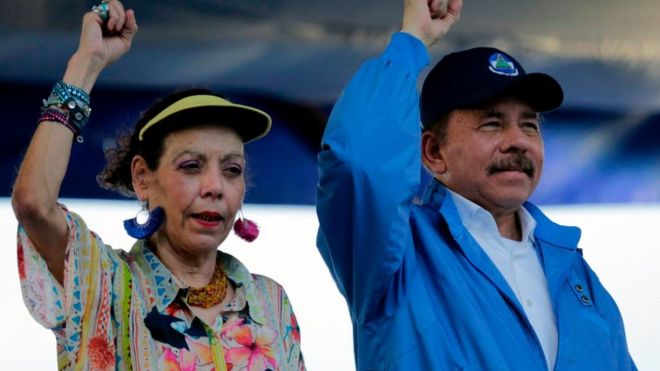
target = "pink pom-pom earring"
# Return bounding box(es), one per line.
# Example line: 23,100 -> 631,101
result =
233,210 -> 259,242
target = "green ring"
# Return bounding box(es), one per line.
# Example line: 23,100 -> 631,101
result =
92,3 -> 109,21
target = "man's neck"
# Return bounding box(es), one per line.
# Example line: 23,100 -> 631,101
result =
492,211 -> 522,241
445,188 -> 524,241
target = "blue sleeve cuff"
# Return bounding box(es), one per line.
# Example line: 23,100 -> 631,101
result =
381,32 -> 430,76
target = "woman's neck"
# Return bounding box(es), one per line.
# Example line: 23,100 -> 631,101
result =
148,236 -> 217,288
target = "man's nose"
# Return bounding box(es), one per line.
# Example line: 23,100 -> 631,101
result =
500,126 -> 533,153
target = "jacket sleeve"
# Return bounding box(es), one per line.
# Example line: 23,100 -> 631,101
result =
316,32 -> 429,323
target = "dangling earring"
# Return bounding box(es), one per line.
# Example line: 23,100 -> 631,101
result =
233,209 -> 259,242
123,200 -> 165,239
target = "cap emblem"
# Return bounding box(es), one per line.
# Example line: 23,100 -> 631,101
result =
488,53 -> 519,76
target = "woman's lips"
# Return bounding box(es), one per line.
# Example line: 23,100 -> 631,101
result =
191,211 -> 223,227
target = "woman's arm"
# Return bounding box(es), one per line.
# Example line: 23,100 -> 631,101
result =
12,3 -> 138,284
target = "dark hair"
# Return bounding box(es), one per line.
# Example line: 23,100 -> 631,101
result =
98,88 -> 230,197
424,112 -> 451,146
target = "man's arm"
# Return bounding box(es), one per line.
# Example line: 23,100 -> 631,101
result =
316,0 -> 462,323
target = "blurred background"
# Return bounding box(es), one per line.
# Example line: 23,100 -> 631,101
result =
1,0 -> 659,369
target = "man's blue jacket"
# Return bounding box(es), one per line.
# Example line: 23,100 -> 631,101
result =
316,32 -> 636,370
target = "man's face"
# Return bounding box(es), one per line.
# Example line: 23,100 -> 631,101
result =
436,97 -> 544,216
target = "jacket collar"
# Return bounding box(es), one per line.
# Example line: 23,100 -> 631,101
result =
422,180 -> 523,310
421,179 -> 582,309
447,188 -> 537,246
522,202 -> 581,250
421,179 -> 581,250
521,202 -> 582,303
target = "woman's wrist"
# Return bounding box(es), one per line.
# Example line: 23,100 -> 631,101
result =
62,51 -> 104,93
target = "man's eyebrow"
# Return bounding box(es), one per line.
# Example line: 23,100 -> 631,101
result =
480,109 -> 539,120
483,109 -> 503,118
521,111 -> 539,120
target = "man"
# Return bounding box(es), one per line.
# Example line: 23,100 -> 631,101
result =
316,0 -> 636,369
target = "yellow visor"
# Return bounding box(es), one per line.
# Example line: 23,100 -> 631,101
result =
138,94 -> 272,143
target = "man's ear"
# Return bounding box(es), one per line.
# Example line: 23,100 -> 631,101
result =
131,155 -> 151,200
421,130 -> 447,176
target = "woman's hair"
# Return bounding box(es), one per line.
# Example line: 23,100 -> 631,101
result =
98,88 -> 224,197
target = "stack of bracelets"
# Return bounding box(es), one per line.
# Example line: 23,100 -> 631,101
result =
39,81 -> 92,143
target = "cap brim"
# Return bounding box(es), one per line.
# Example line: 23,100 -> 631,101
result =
163,105 -> 272,144
507,73 -> 564,112
139,95 -> 272,144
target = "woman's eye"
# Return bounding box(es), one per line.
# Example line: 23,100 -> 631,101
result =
225,165 -> 243,177
179,161 -> 201,172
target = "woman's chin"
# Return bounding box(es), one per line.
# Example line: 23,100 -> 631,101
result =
153,226 -> 230,255
187,232 -> 229,252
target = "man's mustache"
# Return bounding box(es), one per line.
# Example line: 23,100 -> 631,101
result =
487,154 -> 536,177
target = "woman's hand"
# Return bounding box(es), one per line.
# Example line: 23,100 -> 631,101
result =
401,0 -> 462,48
79,1 -> 138,67
64,0 -> 138,92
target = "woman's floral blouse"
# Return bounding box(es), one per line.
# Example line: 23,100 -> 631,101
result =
17,207 -> 305,370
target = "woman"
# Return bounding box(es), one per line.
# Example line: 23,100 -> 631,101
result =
12,2 -> 304,370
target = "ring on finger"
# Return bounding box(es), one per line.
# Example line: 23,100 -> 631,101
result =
92,2 -> 110,21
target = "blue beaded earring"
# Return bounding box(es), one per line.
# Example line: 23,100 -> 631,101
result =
123,200 -> 165,239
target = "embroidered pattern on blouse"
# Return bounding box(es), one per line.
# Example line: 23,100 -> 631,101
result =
17,208 -> 304,371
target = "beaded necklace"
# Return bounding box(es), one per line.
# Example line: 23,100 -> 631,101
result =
186,262 -> 228,309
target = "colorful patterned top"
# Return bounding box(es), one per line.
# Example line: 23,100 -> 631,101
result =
17,207 -> 305,370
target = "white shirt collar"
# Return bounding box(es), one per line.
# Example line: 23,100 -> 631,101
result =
446,188 -> 536,244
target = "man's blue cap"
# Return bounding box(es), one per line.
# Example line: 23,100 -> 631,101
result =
420,47 -> 564,129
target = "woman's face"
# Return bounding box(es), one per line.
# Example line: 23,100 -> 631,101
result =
139,125 -> 245,256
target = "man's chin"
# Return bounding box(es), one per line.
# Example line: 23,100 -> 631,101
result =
486,186 -> 534,209
490,171 -> 536,191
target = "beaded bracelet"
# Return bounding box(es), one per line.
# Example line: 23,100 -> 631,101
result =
41,81 -> 92,143
38,106 -> 85,143
44,81 -> 90,106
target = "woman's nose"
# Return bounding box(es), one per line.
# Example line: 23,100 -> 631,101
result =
201,169 -> 224,198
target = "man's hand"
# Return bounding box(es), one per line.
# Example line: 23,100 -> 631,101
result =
401,0 -> 462,48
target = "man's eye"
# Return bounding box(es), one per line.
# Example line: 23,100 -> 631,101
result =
480,121 -> 500,129
523,122 -> 540,132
